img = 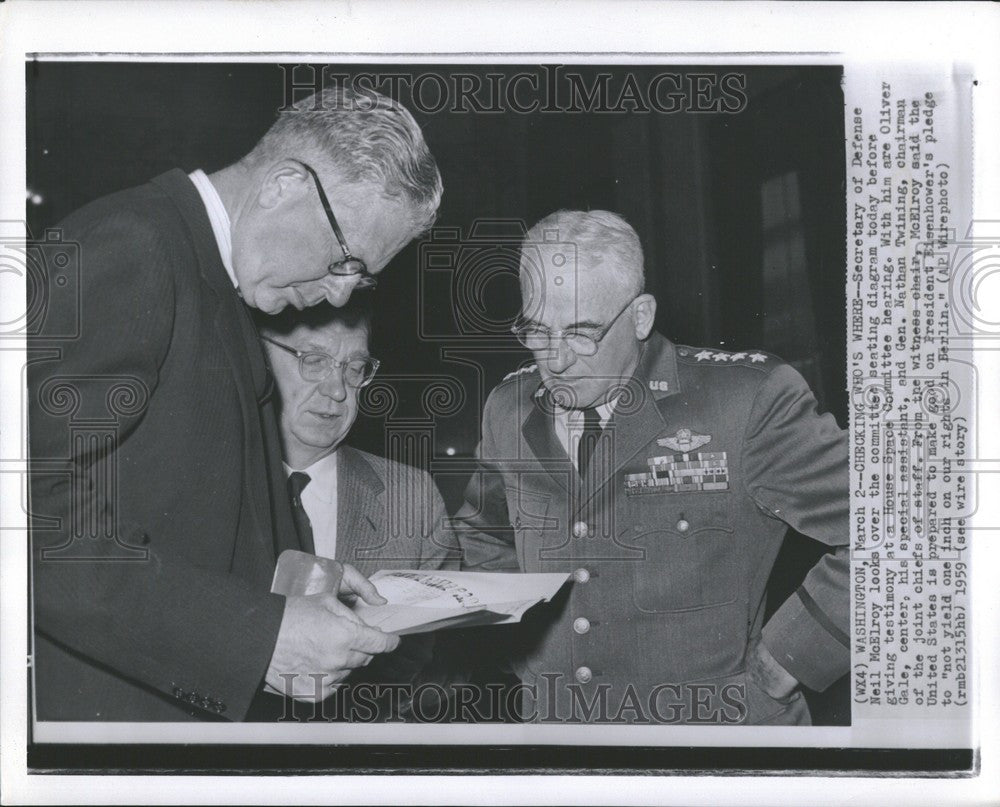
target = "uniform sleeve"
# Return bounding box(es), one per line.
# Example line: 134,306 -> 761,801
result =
28,210 -> 285,720
741,363 -> 850,692
419,471 -> 462,571
452,390 -> 520,571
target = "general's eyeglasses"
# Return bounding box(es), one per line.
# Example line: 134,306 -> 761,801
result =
296,160 -> 378,290
512,296 -> 637,357
261,336 -> 380,387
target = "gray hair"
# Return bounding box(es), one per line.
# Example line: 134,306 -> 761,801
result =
245,85 -> 443,232
521,210 -> 645,298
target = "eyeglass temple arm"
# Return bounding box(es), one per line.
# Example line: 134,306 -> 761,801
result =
297,161 -> 353,259
260,335 -> 301,357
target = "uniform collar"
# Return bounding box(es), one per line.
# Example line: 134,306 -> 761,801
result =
633,332 -> 680,400
555,395 -> 618,427
529,331 -> 681,411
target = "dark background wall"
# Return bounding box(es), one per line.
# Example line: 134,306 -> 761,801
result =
26,61 -> 848,722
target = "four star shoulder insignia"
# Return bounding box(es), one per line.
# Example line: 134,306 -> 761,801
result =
688,347 -> 769,365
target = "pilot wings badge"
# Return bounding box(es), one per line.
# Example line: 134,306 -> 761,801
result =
657,428 -> 712,453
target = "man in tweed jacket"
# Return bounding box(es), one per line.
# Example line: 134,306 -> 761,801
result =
252,301 -> 460,720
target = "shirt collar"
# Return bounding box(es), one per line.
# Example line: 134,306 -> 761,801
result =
283,450 -> 339,504
188,169 -> 237,289
560,395 -> 619,428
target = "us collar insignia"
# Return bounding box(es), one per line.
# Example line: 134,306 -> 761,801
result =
648,380 -> 669,392
657,428 -> 711,452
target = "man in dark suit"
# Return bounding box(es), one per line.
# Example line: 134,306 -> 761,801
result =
455,210 -> 849,725
256,301 -> 460,719
28,85 -> 443,721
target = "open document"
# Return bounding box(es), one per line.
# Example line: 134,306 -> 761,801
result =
270,551 -> 571,636
354,569 -> 572,635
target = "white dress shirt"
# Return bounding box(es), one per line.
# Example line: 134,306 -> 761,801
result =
188,169 -> 238,289
552,396 -> 619,472
284,451 -> 339,560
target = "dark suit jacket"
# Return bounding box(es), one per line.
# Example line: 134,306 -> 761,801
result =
29,170 -> 301,721
455,333 -> 849,725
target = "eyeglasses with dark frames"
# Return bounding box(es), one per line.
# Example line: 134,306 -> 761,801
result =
261,335 -> 380,388
295,160 -> 378,290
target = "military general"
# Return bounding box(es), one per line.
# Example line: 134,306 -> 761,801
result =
454,209 -> 849,725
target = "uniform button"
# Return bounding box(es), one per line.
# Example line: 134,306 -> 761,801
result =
572,521 -> 589,539
573,617 -> 591,634
679,348 -> 689,356
676,519 -> 690,533
573,568 -> 590,583
574,666 -> 593,684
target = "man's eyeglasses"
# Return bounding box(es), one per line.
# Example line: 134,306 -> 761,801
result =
262,335 -> 380,387
296,161 -> 378,291
511,296 -> 637,357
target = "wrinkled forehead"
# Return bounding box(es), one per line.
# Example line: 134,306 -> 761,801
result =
336,185 -> 421,271
518,243 -> 615,326
284,320 -> 370,356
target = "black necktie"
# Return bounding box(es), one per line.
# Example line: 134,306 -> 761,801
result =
577,407 -> 604,476
287,472 -> 315,555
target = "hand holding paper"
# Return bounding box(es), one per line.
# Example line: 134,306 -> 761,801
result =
353,569 -> 572,635
266,554 -> 400,700
270,551 -> 571,638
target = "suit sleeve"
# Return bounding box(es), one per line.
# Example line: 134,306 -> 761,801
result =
28,210 -> 284,720
452,389 -> 520,571
741,363 -> 850,692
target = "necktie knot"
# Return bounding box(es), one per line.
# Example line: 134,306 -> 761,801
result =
581,406 -> 602,429
288,471 -> 311,506
287,472 -> 314,553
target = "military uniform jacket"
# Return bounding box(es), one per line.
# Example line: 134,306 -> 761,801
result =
455,332 -> 849,725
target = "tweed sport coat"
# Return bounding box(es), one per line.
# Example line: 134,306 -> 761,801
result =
247,445 -> 462,721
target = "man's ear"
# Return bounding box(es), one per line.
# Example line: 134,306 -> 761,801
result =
632,293 -> 657,340
256,160 -> 310,210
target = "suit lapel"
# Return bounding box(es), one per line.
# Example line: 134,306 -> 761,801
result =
335,446 -> 385,572
151,170 -> 278,565
521,387 -> 573,496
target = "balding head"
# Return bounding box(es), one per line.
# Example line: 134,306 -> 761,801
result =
514,210 -> 657,409
519,210 -> 645,309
